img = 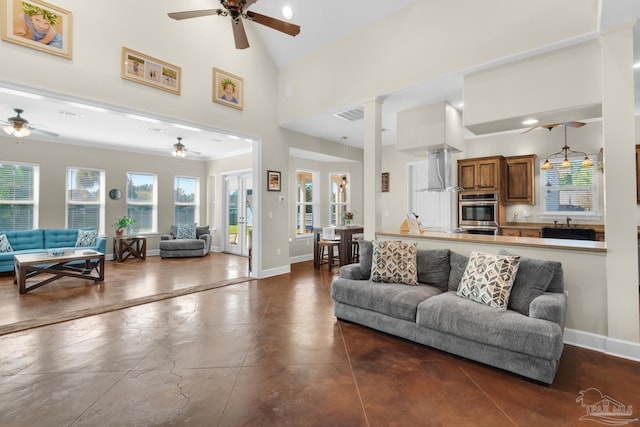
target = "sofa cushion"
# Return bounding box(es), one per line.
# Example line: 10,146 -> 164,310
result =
371,241 -> 418,285
331,278 -> 442,322
177,223 -> 197,239
0,234 -> 12,252
457,251 -> 520,310
169,225 -> 178,238
358,240 -> 373,280
3,229 -> 44,251
448,251 -> 469,291
44,228 -> 84,249
417,291 -> 564,360
159,238 -> 205,251
416,249 -> 450,291
499,250 -> 562,315
75,229 -> 98,247
196,225 -> 210,238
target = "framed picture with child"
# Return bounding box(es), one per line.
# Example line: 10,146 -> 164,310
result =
0,0 -> 72,59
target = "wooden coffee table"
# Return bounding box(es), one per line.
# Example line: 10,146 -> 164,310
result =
14,250 -> 105,294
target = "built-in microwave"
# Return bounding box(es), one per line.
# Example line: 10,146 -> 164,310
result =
459,193 -> 499,229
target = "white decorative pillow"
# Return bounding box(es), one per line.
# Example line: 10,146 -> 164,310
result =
456,251 -> 520,310
370,240 -> 418,285
0,234 -> 13,253
75,229 -> 98,247
177,223 -> 197,239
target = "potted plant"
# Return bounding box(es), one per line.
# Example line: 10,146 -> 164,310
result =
112,216 -> 136,237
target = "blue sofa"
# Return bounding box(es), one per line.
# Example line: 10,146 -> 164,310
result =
0,229 -> 107,273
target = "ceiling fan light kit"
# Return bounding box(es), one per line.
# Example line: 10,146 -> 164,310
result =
172,137 -> 187,158
540,125 -> 593,170
168,0 -> 300,50
3,108 -> 32,138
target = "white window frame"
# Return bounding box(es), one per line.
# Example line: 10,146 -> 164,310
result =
126,172 -> 158,234
0,161 -> 39,230
66,167 -> 105,234
329,172 -> 349,226
540,155 -> 599,219
296,169 -> 318,238
174,175 -> 200,225
209,174 -> 216,232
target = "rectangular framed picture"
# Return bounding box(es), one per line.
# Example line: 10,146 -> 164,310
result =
121,47 -> 181,95
213,67 -> 244,111
0,0 -> 72,59
267,170 -> 281,192
381,172 -> 390,192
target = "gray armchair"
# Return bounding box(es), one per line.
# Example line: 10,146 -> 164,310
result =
159,225 -> 212,258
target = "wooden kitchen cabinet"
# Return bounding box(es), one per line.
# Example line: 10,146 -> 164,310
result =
499,227 -> 541,238
458,156 -> 503,191
504,154 -> 536,205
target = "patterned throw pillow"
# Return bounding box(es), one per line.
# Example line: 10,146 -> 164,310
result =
456,251 -> 520,310
176,223 -> 197,239
370,240 -> 418,285
0,234 -> 13,253
75,229 -> 98,247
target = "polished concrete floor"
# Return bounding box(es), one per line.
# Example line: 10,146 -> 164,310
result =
0,255 -> 638,426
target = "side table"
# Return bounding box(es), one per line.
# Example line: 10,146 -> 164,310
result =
113,236 -> 147,262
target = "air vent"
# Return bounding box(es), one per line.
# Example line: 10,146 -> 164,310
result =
333,107 -> 364,122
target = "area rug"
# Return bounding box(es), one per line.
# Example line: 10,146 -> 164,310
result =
0,276 -> 253,336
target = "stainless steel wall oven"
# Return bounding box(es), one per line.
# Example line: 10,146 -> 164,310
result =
459,192 -> 498,234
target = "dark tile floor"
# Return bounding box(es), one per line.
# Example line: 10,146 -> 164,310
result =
0,255 -> 638,426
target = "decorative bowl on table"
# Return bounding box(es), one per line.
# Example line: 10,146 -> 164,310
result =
49,249 -> 67,256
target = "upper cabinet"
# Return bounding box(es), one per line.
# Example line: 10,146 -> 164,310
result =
457,156 -> 503,191
503,154 -> 536,205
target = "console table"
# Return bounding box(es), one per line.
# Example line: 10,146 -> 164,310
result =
113,236 -> 147,262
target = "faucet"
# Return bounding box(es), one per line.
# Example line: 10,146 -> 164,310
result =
566,216 -> 571,228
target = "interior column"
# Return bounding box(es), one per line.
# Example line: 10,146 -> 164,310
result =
363,98 -> 383,240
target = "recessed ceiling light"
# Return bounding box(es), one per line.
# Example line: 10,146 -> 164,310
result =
522,119 -> 539,125
172,123 -> 201,132
148,127 -> 165,132
282,5 -> 293,20
457,102 -> 464,108
59,110 -> 84,117
126,114 -> 160,123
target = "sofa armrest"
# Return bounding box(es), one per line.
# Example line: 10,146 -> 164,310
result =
96,236 -> 107,254
339,264 -> 362,280
529,292 -> 567,327
160,234 -> 175,241
199,233 -> 212,252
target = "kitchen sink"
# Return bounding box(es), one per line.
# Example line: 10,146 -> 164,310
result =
541,227 -> 596,241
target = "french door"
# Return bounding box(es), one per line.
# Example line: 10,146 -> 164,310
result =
223,172 -> 253,256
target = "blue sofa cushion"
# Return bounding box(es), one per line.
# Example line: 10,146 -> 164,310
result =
0,234 -> 12,252
45,228 -> 85,248
75,229 -> 98,247
1,229 -> 44,251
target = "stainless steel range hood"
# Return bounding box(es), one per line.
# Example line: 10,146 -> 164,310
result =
415,148 -> 462,192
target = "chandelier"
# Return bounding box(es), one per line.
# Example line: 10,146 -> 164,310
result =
540,125 -> 593,170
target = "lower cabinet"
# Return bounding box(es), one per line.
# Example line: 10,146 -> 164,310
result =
500,227 -> 541,238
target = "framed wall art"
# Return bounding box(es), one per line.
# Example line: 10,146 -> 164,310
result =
121,47 -> 181,95
0,0 -> 72,59
267,170 -> 281,192
213,67 -> 244,110
381,172 -> 390,192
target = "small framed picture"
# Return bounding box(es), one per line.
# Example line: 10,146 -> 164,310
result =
121,47 -> 181,95
381,172 -> 390,192
213,67 -> 244,110
0,0 -> 72,59
267,170 -> 281,192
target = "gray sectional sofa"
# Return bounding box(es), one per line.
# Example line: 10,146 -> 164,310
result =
330,241 -> 567,384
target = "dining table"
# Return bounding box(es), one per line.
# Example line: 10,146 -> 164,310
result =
334,225 -> 364,266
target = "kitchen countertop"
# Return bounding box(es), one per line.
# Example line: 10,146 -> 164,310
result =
377,229 -> 606,253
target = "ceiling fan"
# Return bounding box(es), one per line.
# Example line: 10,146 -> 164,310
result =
170,137 -> 201,158
2,108 -> 59,138
168,0 -> 301,50
521,121 -> 586,134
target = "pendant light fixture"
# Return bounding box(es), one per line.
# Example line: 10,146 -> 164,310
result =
540,125 -> 593,170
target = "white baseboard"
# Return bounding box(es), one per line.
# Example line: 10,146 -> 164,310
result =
290,254 -> 313,264
564,328 -> 640,362
259,265 -> 291,279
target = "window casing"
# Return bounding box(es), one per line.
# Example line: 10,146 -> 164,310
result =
174,176 -> 199,224
66,167 -> 105,233
126,172 -> 157,233
329,173 -> 349,226
296,170 -> 316,236
541,156 -> 598,216
0,162 -> 39,231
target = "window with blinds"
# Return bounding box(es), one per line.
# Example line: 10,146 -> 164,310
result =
126,172 -> 157,233
174,176 -> 199,224
0,163 -> 39,231
66,167 -> 105,232
541,156 -> 598,215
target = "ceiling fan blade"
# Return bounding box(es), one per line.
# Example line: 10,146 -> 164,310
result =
231,18 -> 250,49
245,11 -> 300,36
565,121 -> 586,128
168,9 -> 222,20
31,127 -> 59,138
520,126 -> 537,134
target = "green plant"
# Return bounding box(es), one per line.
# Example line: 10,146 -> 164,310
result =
112,216 -> 136,230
